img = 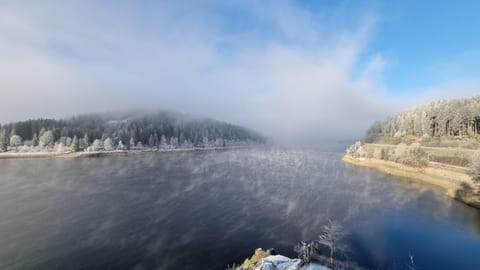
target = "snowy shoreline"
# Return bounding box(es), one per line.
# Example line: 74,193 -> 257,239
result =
0,146 -> 250,160
342,154 -> 480,209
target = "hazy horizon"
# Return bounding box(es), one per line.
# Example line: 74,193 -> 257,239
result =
1,1 -> 480,144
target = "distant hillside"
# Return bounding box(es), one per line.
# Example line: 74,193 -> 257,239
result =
365,96 -> 480,143
0,111 -> 266,152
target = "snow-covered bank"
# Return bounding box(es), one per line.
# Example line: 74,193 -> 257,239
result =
342,153 -> 480,209
0,146 -> 252,160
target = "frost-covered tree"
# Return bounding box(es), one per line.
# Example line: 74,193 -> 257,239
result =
365,96 -> 480,141
153,133 -> 159,148
117,140 -> 126,151
469,151 -> 480,182
214,138 -> 221,147
0,130 -> 7,152
82,133 -> 90,149
160,134 -> 167,149
39,130 -> 54,148
169,136 -> 178,148
202,133 -> 210,147
104,137 -> 114,151
129,137 -> 135,150
346,141 -> 366,158
294,242 -> 312,265
55,142 -> 66,153
90,139 -> 103,152
71,136 -> 79,152
148,134 -> 155,148
9,135 -> 22,150
0,111 -> 266,153
65,137 -> 72,147
316,219 -> 349,267
32,133 -> 38,147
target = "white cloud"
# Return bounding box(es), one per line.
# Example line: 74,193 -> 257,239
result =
0,1 -> 399,144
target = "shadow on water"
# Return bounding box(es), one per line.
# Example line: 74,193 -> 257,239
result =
0,148 -> 479,269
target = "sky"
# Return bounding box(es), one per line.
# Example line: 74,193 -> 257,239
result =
0,0 -> 479,144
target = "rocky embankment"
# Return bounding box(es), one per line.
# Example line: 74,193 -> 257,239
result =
343,142 -> 480,209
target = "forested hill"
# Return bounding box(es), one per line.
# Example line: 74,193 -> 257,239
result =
365,96 -> 480,142
0,111 -> 266,152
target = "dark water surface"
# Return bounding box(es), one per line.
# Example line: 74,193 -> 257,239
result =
1,148 -> 479,270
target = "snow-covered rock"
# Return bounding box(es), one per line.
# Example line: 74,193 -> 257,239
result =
232,248 -> 331,270
255,255 -> 301,270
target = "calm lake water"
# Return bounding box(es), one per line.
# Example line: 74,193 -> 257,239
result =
1,148 -> 479,270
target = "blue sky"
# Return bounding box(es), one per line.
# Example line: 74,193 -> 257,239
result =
368,0 -> 480,96
0,0 -> 479,143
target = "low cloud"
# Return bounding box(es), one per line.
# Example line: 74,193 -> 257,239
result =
0,1 -> 405,144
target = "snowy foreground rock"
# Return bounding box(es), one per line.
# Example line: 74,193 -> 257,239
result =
230,248 -> 330,270
254,255 -> 301,270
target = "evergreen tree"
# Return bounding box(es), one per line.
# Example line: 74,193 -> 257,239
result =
32,133 -> 38,147
148,134 -> 155,148
39,130 -> 54,148
129,137 -> 135,150
154,133 -> 159,147
71,136 -> 79,152
91,139 -> 103,151
0,111 -> 266,153
117,140 -> 126,150
160,134 -> 167,149
0,130 -> 8,152
82,133 -> 90,150
104,137 -> 113,151
9,135 -> 23,150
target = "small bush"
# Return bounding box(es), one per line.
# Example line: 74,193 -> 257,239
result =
346,141 -> 366,158
392,143 -> 428,167
404,143 -> 428,167
381,148 -> 390,161
469,151 -> 480,182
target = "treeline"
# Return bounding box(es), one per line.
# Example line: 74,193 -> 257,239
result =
365,96 -> 480,142
0,111 -> 266,153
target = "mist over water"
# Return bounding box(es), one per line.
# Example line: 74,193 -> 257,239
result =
1,148 -> 480,270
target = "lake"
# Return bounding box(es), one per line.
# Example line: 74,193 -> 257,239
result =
1,148 -> 479,269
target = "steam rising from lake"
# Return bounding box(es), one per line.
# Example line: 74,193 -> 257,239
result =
1,148 -> 479,269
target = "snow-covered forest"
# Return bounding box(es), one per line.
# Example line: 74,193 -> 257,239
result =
366,96 -> 480,142
0,111 -> 266,153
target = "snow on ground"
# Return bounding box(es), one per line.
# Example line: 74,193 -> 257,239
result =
254,255 -> 331,270
254,255 -> 301,270
301,263 -> 331,270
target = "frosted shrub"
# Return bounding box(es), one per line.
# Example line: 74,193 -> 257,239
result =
9,135 -> 23,150
104,137 -> 114,151
393,143 -> 428,167
404,143 -> 428,167
117,140 -> 126,151
39,131 -> 54,148
373,148 -> 382,159
55,142 -> 66,153
88,139 -> 103,152
346,141 -> 366,158
19,145 -> 31,152
469,151 -> 480,182
393,143 -> 408,162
